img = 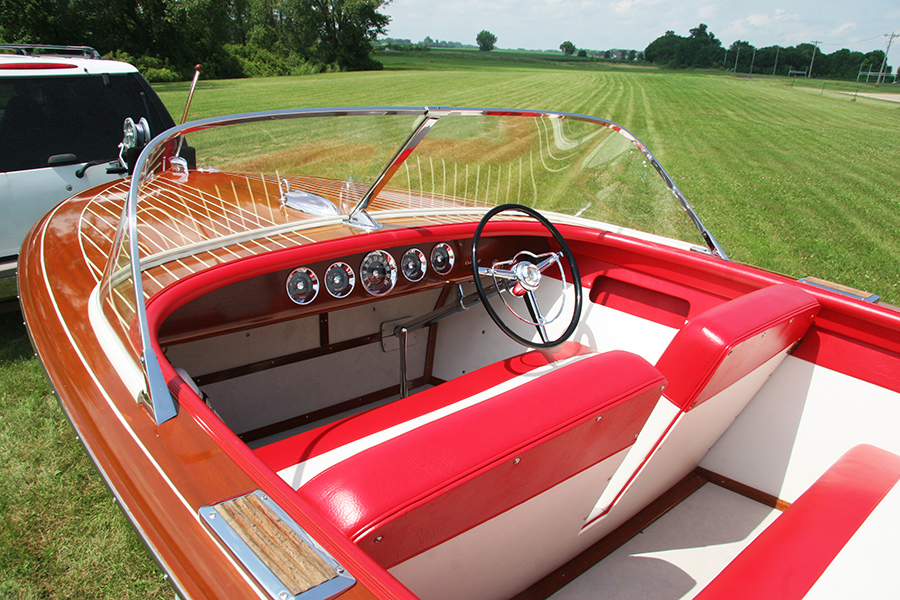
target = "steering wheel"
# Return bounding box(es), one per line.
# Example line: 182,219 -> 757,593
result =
471,204 -> 582,348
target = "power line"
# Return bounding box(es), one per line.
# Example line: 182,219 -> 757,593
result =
818,33 -> 886,47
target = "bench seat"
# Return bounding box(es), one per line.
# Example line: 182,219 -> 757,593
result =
255,342 -> 598,485
696,444 -> 900,599
256,345 -> 666,569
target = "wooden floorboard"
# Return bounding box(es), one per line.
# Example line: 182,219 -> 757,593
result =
695,466 -> 790,512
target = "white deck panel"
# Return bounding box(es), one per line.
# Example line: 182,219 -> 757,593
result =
551,484 -> 780,600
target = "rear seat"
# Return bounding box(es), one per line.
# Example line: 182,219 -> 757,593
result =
255,344 -> 666,568
696,444 -> 900,600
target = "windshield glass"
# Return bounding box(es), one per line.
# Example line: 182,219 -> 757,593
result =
122,108 -> 714,259
97,108 -> 718,397
381,112 -> 704,243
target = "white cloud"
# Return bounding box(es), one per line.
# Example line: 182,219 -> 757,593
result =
611,0 -> 639,14
697,4 -> 718,20
829,22 -> 856,37
746,13 -> 773,26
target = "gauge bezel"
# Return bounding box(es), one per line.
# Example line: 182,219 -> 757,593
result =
324,261 -> 356,298
430,242 -> 456,276
360,250 -> 398,296
285,266 -> 319,305
400,248 -> 428,282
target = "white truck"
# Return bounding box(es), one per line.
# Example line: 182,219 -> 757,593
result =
0,44 -> 175,305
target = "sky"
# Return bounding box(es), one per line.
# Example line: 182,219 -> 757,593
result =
381,0 -> 900,58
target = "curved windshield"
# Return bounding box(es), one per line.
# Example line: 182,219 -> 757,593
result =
97,107 -> 723,423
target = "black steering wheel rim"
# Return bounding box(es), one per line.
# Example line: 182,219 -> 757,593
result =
471,203 -> 583,349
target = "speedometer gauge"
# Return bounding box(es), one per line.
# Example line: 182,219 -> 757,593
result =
401,248 -> 427,282
430,242 -> 455,275
286,266 -> 319,305
324,262 -> 355,298
360,250 -> 397,296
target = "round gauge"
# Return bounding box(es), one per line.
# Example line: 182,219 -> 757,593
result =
286,266 -> 319,305
324,262 -> 355,298
401,248 -> 427,282
430,242 -> 455,276
360,250 -> 398,296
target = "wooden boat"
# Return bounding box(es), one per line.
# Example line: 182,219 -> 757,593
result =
19,107 -> 900,600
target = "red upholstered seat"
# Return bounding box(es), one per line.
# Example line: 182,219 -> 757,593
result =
656,283 -> 821,412
258,345 -> 666,569
254,342 -> 597,474
696,444 -> 900,600
586,284 -> 821,522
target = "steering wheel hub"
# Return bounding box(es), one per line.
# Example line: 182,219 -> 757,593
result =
515,261 -> 542,291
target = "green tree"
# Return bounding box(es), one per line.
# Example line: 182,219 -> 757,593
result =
644,30 -> 680,64
476,30 -> 497,51
559,41 -> 576,56
644,24 -> 722,69
304,0 -> 391,70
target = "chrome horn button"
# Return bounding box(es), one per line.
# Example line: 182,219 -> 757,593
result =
514,261 -> 542,291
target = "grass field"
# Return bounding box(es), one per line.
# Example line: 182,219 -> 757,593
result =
155,55 -> 900,302
2,51 -> 898,597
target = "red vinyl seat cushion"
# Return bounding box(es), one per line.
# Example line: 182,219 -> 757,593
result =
656,284 -> 820,411
296,349 -> 666,567
254,342 -> 597,473
696,444 -> 900,600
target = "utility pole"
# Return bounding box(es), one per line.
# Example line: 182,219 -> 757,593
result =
749,47 -> 757,75
773,46 -> 780,76
877,32 -> 898,85
724,48 -> 728,69
808,41 -> 822,78
734,45 -> 741,73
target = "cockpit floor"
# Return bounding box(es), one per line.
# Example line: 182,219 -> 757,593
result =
550,483 -> 780,600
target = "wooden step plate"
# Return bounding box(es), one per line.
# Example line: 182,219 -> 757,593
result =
201,490 -> 355,599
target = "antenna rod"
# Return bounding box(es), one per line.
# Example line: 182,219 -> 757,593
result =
181,64 -> 202,124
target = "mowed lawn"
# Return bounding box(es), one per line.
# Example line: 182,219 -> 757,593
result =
155,63 -> 900,303
1,55 -> 898,598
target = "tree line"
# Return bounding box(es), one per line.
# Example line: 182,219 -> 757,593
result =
645,24 -> 892,80
0,0 -> 391,80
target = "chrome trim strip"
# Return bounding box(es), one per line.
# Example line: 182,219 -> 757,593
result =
348,113 -> 439,228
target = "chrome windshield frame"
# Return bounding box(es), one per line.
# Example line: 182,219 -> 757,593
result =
107,106 -> 727,425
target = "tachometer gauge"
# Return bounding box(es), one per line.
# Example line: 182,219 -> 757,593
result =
286,266 -> 319,305
430,242 -> 455,276
360,250 -> 397,296
401,248 -> 427,282
324,261 -> 355,298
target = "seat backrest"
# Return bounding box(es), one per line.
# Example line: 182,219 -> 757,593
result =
656,283 -> 821,411
295,349 -> 666,569
586,284 -> 820,523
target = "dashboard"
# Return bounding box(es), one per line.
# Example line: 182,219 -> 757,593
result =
157,233 -> 551,345
286,243 -> 456,305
